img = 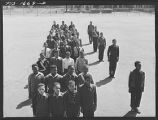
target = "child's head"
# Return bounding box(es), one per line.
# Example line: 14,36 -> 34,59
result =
53,82 -> 61,95
32,64 -> 39,74
84,74 -> 91,86
37,83 -> 45,95
68,80 -> 76,92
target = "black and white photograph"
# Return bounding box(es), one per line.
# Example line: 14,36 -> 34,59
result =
2,3 -> 155,117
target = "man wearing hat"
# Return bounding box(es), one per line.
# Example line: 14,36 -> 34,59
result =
107,39 -> 119,78
128,61 -> 145,114
44,65 -> 63,94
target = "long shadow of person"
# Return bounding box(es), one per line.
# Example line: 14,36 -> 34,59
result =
123,111 -> 137,117
82,43 -> 90,47
84,51 -> 95,56
16,99 -> 32,109
88,61 -> 100,66
96,77 -> 113,87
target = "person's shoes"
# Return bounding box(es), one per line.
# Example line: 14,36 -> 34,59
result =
109,75 -> 113,78
135,108 -> 141,114
130,108 -> 135,112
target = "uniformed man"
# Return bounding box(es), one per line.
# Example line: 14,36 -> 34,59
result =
87,21 -> 94,44
107,39 -> 119,78
98,32 -> 106,62
128,61 -> 145,114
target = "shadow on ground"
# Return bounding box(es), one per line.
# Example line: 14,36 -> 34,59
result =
84,51 -> 95,56
123,111 -> 137,117
88,61 -> 100,66
82,43 -> 90,46
96,77 -> 113,87
16,99 -> 32,109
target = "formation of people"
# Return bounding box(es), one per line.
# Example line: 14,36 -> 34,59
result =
28,20 -> 145,117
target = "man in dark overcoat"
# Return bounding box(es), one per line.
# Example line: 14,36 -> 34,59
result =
128,61 -> 145,114
107,39 -> 119,78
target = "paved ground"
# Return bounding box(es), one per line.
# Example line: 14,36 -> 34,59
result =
3,12 -> 155,117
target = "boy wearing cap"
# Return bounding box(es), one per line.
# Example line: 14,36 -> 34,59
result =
79,74 -> 97,117
63,80 -> 80,117
48,82 -> 65,117
32,83 -> 49,117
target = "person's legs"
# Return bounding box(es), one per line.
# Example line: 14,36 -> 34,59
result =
112,62 -> 117,77
109,62 -> 112,76
83,110 -> 94,117
100,46 -> 105,61
95,40 -> 98,52
94,37 -> 98,52
90,34 -> 93,44
135,91 -> 142,108
88,34 -> 91,43
98,46 -> 101,61
93,37 -> 95,52
130,91 -> 136,110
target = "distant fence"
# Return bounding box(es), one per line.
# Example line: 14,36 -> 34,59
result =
3,6 -> 155,16
3,6 -> 66,16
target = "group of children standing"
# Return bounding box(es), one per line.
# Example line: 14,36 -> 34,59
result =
28,21 -> 97,117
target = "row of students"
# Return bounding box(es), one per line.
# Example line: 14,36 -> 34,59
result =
28,64 -> 97,117
37,49 -> 88,76
32,77 -> 96,117
37,21 -> 86,76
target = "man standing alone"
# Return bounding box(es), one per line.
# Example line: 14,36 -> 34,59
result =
128,61 -> 145,114
107,39 -> 119,78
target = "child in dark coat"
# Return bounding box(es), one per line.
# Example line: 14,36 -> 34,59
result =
48,82 -> 65,117
79,74 -> 97,117
32,83 -> 49,117
63,80 -> 80,117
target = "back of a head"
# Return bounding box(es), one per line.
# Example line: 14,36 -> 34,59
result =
135,61 -> 141,67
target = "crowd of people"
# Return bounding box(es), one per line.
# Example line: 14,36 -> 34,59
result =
28,20 -> 145,117
28,21 -> 96,117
